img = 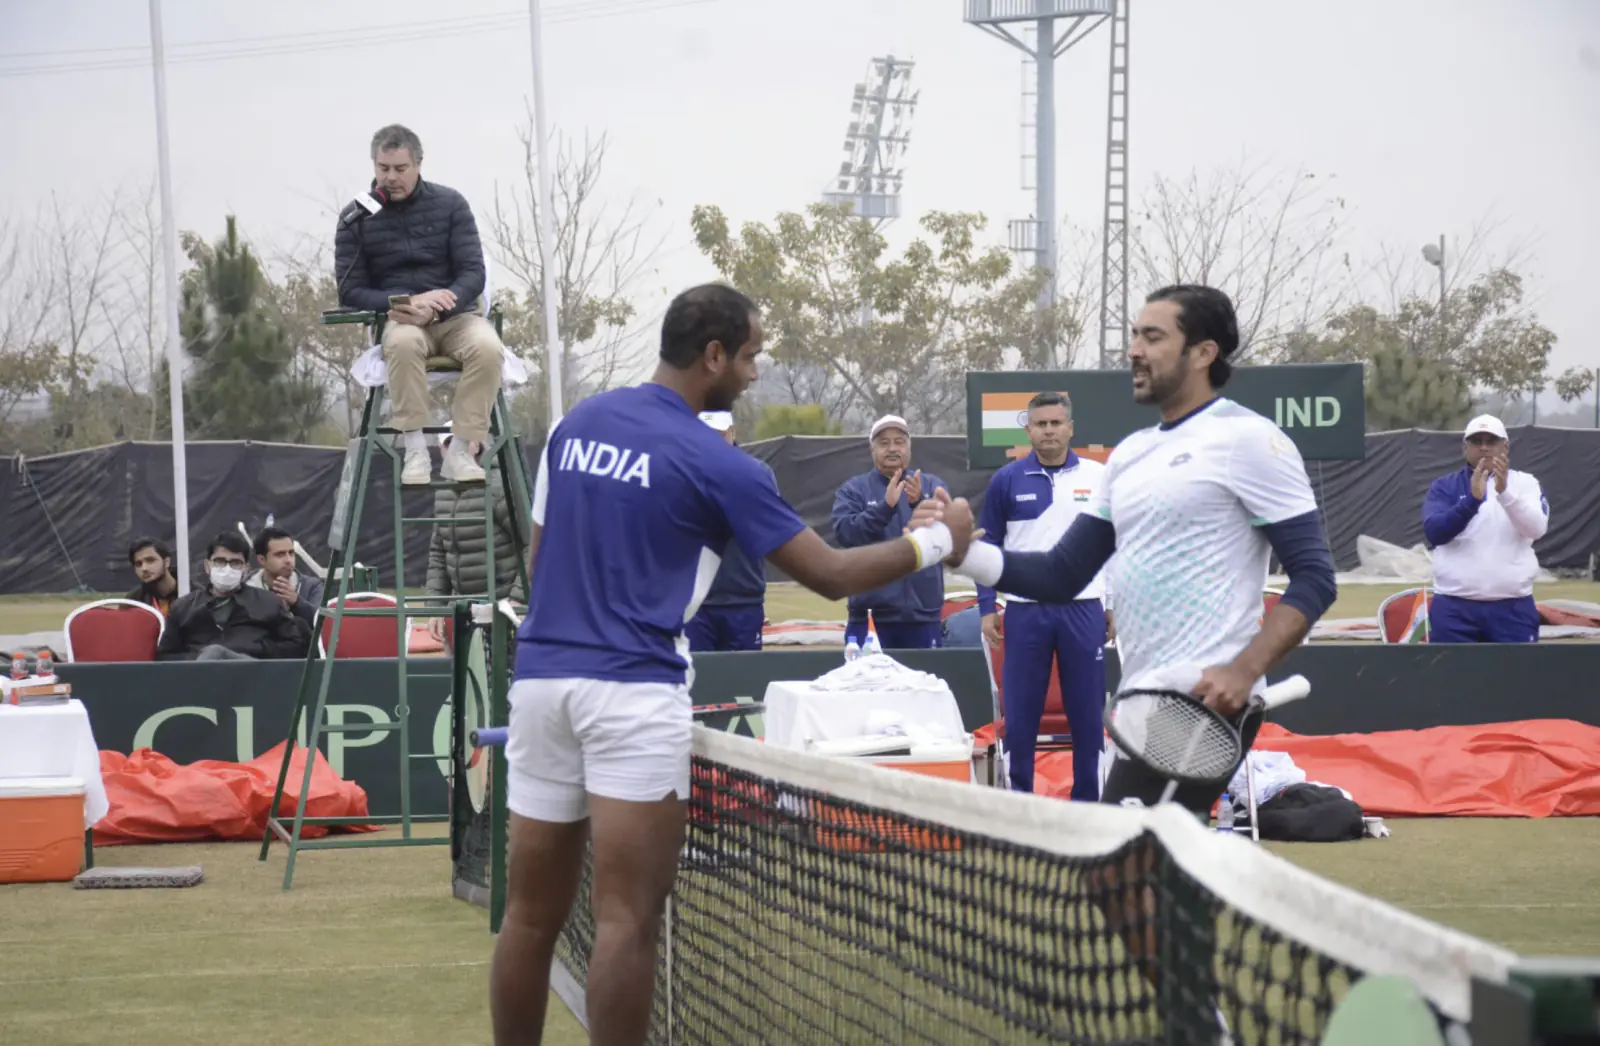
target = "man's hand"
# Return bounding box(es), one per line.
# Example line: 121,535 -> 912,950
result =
413,289 -> 458,313
1105,610 -> 1117,644
884,469 -> 907,508
908,495 -> 943,530
1491,453 -> 1509,495
269,575 -> 299,607
903,469 -> 924,505
428,618 -> 446,645
980,612 -> 1002,648
1470,458 -> 1489,501
905,488 -> 978,565
1192,661 -> 1255,717
388,302 -> 437,327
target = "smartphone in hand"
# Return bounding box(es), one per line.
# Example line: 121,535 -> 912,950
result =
388,295 -> 412,308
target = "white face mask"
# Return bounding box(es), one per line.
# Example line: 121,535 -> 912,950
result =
209,564 -> 243,592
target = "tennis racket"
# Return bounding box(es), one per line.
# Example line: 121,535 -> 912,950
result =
1105,674 -> 1311,803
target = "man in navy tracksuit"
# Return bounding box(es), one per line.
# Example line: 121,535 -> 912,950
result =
831,414 -> 948,649
976,392 -> 1109,799
1422,413 -> 1550,643
684,411 -> 767,651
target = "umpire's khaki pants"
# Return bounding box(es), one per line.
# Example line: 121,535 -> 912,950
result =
382,312 -> 504,444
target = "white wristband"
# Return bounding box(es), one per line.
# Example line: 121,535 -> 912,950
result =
907,523 -> 953,570
954,541 -> 1004,587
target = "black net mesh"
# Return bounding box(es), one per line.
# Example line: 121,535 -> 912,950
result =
537,739 -> 1458,1046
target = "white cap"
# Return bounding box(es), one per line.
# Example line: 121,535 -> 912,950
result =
869,414 -> 910,442
698,411 -> 734,432
1463,414 -> 1508,442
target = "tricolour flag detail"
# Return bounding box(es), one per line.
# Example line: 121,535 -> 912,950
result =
980,391 -> 1048,447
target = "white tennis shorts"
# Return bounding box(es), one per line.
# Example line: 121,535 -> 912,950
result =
505,677 -> 692,823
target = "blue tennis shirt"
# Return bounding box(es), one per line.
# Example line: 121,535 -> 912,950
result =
515,382 -> 807,685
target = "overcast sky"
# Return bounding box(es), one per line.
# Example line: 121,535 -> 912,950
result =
3,0 -> 1597,388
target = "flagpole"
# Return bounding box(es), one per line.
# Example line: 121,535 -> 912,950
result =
526,0 -> 564,428
149,0 -> 190,595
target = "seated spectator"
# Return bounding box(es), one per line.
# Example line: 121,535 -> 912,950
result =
157,532 -> 311,661
246,526 -> 325,629
125,537 -> 179,616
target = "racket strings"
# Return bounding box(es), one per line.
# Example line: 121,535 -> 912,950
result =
1109,691 -> 1240,780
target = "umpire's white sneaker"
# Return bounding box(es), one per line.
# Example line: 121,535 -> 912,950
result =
440,442 -> 486,483
400,447 -> 433,485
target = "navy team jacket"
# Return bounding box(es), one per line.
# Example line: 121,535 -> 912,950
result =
829,468 -> 948,624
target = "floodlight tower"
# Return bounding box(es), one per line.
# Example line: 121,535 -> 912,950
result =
1097,0 -> 1130,370
965,1 -> 1112,369
822,55 -> 918,230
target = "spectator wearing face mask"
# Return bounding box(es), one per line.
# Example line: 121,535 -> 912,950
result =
156,532 -> 312,661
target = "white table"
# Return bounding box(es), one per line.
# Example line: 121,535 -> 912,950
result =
762,681 -> 967,752
0,699 -> 109,827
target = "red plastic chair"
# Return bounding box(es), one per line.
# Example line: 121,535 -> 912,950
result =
63,599 -> 165,663
318,592 -> 402,659
979,604 -> 1077,789
1377,588 -> 1433,644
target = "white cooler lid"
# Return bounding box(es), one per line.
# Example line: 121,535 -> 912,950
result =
0,776 -> 86,799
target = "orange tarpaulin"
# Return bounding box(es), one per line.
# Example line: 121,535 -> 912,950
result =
981,719 -> 1600,818
93,742 -> 376,845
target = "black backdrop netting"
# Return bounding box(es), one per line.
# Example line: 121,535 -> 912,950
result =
2,427 -> 1598,595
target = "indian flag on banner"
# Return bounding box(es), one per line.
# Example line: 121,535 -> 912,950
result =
979,391 -> 1052,447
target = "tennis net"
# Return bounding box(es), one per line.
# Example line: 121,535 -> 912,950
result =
545,727 -> 1513,1045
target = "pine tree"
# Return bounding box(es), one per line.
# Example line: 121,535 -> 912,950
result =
1365,342 -> 1473,432
172,216 -> 326,441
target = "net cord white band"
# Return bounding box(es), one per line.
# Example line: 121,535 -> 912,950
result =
692,727 -> 1513,1023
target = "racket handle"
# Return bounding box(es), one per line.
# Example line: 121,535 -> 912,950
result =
471,726 -> 510,749
1258,674 -> 1311,711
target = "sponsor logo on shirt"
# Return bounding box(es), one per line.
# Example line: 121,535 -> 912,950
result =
557,438 -> 652,488
1168,452 -> 1192,468
1073,488 -> 1091,502
1016,493 -> 1037,502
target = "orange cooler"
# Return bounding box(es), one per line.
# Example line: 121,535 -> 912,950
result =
0,776 -> 86,883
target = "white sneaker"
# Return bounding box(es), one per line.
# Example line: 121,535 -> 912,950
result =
440,444 -> 486,483
400,447 -> 433,485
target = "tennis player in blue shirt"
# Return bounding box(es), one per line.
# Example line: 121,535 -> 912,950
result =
489,283 -> 977,1046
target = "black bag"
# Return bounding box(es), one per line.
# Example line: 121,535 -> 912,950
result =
1239,783 -> 1366,842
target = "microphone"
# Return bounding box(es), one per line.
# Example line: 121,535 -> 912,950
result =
337,187 -> 389,229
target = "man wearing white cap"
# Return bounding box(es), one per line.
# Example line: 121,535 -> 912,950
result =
684,411 -> 768,651
830,414 -> 950,649
1422,413 -> 1550,643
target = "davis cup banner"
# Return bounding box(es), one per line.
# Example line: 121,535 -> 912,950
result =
965,364 -> 1365,469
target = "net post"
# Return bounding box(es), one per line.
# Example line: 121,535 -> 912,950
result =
663,894 -> 675,1046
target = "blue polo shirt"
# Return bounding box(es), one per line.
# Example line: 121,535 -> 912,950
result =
515,383 -> 807,684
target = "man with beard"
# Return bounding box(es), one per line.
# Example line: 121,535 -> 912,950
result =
975,391 -> 1110,800
125,537 -> 179,616
157,533 -> 312,661
934,284 -> 1336,1039
489,283 -> 977,1046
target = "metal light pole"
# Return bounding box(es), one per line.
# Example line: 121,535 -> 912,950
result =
526,0 -> 564,429
965,1 -> 1112,368
148,0 -> 190,595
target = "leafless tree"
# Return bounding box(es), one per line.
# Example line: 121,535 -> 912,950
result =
1129,160 -> 1359,362
487,120 -> 664,422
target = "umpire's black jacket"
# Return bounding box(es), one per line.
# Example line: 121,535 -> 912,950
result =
334,178 -> 487,322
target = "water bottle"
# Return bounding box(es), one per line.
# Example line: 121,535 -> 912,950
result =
1216,793 -> 1235,832
843,638 -> 860,663
865,631 -> 882,656
9,650 -> 25,680
35,649 -> 53,679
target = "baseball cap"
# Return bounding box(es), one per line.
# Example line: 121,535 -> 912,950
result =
869,414 -> 910,442
698,411 -> 734,432
1463,414 -> 1508,442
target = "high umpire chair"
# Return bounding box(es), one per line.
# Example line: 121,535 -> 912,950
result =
259,264 -> 534,891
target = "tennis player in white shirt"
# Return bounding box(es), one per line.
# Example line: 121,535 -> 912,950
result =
1422,414 -> 1549,643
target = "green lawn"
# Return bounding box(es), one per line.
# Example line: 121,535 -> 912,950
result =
13,580 -> 1596,641
1,818 -> 1595,1045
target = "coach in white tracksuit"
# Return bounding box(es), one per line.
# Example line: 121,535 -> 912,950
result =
1421,414 -> 1550,643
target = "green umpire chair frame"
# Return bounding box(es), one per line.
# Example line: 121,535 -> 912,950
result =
259,300 -> 532,891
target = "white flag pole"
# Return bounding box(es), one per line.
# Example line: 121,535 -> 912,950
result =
526,0 -> 565,428
149,0 -> 191,595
